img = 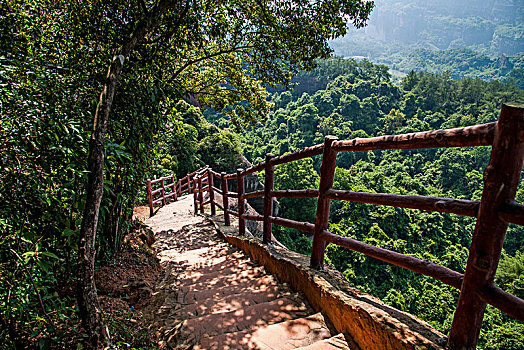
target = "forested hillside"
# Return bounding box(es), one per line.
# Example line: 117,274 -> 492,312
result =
348,0 -> 523,55
228,58 -> 524,349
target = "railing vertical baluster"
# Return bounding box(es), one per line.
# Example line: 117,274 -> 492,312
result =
237,169 -> 245,235
311,136 -> 338,269
222,172 -> 230,226
263,154 -> 275,244
198,175 -> 204,214
172,175 -> 177,201
160,178 -> 166,205
448,103 -> 524,349
193,177 -> 198,215
147,179 -> 154,217
208,169 -> 216,215
188,174 -> 192,194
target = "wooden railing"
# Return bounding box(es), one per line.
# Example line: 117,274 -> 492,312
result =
146,167 -> 206,216
189,103 -> 524,349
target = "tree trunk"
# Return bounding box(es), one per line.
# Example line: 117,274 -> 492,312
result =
77,51 -> 127,348
76,1 -> 181,347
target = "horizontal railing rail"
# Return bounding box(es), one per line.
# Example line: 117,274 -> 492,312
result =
146,175 -> 176,216
146,167 -> 206,216
187,103 -> 523,349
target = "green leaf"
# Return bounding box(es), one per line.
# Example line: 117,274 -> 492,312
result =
41,252 -> 59,259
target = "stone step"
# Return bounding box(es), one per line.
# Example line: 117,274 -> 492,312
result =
160,243 -> 236,266
183,251 -> 253,270
177,257 -> 258,281
174,286 -> 294,318
177,266 -> 268,292
295,334 -> 350,350
174,296 -> 312,347
177,263 -> 265,286
195,312 -> 332,350
156,231 -> 223,250
179,275 -> 281,304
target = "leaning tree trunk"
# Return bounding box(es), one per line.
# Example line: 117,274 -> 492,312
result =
76,1 -> 181,347
77,51 -> 131,348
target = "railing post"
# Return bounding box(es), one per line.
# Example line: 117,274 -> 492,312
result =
198,175 -> 204,214
160,178 -> 166,205
188,174 -> 192,194
193,177 -> 198,215
222,172 -> 230,226
237,169 -> 245,235
448,103 -> 524,349
208,169 -> 216,215
311,135 -> 338,269
147,179 -> 154,217
263,153 -> 275,244
172,175 -> 177,201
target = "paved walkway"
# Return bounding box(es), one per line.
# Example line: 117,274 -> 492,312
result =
145,196 -> 349,349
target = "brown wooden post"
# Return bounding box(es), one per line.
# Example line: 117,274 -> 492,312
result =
311,135 -> 338,269
237,169 -> 245,235
147,179 -> 154,217
448,103 -> 524,349
160,178 -> 166,205
208,169 -> 216,215
188,175 -> 192,194
198,175 -> 204,214
222,172 -> 230,226
172,175 -> 177,201
193,177 -> 198,215
263,154 -> 275,244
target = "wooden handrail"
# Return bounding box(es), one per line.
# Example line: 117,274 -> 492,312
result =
263,153 -> 275,243
181,104 -> 523,349
146,167 -> 206,216
498,200 -> 524,226
477,283 -> 524,322
241,213 -> 264,222
270,143 -> 324,166
237,168 -> 246,235
325,189 -> 480,217
332,122 -> 495,152
146,174 -> 177,216
242,190 -> 265,200
211,185 -> 223,195
320,229 -> 464,289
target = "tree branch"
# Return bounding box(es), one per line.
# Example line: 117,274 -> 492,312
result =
170,45 -> 254,81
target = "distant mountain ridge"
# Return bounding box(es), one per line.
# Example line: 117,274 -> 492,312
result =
340,0 -> 523,55
330,0 -> 523,87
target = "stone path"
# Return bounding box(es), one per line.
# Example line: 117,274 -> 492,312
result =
145,196 -> 350,349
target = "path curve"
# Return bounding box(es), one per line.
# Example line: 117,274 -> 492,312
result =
144,196 -> 349,349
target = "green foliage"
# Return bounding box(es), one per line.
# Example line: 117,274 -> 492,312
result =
496,251 -> 524,299
267,157 -> 319,254
151,100 -> 242,180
